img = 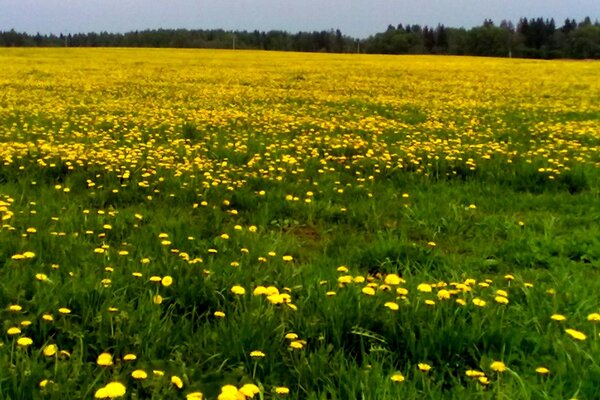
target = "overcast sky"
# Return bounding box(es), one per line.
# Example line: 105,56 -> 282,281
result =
1,0 -> 599,38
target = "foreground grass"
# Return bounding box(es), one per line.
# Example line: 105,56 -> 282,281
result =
0,49 -> 599,399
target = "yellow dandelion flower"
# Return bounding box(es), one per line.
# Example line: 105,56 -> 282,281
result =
361,286 -> 375,296
94,382 -> 126,399
231,285 -> 246,295
494,296 -> 509,304
131,370 -> 148,380
551,314 -> 566,321
418,363 -> 432,372
565,328 -> 587,341
43,344 -> 58,357
161,275 -> 173,287
390,373 -> 405,382
536,367 -> 550,375
214,311 -> 226,318
490,361 -> 507,372
171,375 -> 184,389
239,383 -> 260,397
417,283 -> 432,292
186,392 -> 204,400
7,327 -> 21,335
384,301 -> 399,311
97,352 -> 113,366
17,337 -> 33,347
250,350 -> 265,358
472,298 -> 487,307
275,386 -> 290,394
587,313 -> 600,322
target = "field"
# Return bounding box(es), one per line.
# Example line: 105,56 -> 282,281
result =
1,48 -> 599,399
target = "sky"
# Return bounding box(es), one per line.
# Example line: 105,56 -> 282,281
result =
1,0 -> 599,38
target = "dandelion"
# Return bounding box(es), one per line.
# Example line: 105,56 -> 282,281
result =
97,352 -> 113,366
231,285 -> 246,295
43,344 -> 58,357
186,392 -> 204,400
565,328 -> 587,341
587,313 -> 600,322
551,314 -> 566,321
161,275 -> 173,287
361,286 -> 375,296
494,296 -> 509,304
214,311 -> 226,318
417,283 -> 432,292
536,367 -> 550,375
123,353 -> 137,361
94,382 -> 126,399
17,337 -> 33,347
250,350 -> 265,358
171,375 -> 184,389
131,370 -> 148,380
239,384 -> 260,397
472,298 -> 487,307
390,373 -> 405,382
7,327 -> 21,335
490,361 -> 507,372
58,307 -> 71,314
384,301 -> 399,311
418,363 -> 432,372
275,386 -> 290,394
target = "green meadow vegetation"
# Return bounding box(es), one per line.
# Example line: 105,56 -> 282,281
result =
0,48 -> 599,399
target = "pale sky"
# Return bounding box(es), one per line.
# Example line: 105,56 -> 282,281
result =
1,0 -> 599,38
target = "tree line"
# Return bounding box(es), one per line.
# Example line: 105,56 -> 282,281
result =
1,17 -> 599,59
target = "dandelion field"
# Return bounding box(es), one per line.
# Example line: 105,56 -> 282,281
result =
1,48 -> 600,399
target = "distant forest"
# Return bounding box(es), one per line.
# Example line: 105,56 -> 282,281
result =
2,17 -> 600,59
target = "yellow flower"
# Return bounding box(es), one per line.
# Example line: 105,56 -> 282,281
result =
214,311 -> 226,318
289,340 -> 304,349
39,379 -> 53,389
361,286 -> 375,296
17,337 -> 33,347
153,294 -> 163,304
587,313 -> 600,322
282,255 -> 293,262
384,274 -> 404,285
472,298 -> 486,307
418,363 -> 432,372
97,352 -> 113,366
231,285 -> 246,295
171,375 -> 184,389
239,383 -> 260,397
384,301 -> 399,311
565,328 -> 587,341
94,382 -> 126,399
131,370 -> 148,380
43,344 -> 58,357
161,275 -> 174,287
490,361 -> 507,372
417,283 -> 432,292
535,367 -> 550,375
551,314 -> 566,321
465,370 -> 485,378
390,373 -> 405,382
58,307 -> 71,314
437,289 -> 451,300
275,386 -> 290,394
8,304 -> 22,312
336,266 -> 349,273
7,327 -> 21,335
186,392 -> 204,400
285,332 -> 298,340
494,296 -> 509,304
123,353 -> 137,361
250,350 -> 266,358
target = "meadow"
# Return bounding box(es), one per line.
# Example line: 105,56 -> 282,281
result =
0,48 -> 599,399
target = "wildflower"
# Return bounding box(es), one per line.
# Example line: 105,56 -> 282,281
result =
58,307 -> 71,314
231,285 -> 246,295
239,383 -> 260,397
275,386 -> 290,394
171,375 -> 184,389
35,273 -> 48,281
418,363 -> 432,372
153,295 -> 163,304
285,333 -> 298,340
417,283 -> 432,292
214,311 -> 226,318
94,382 -> 126,399
390,373 -> 405,382
39,379 -> 53,389
465,370 -> 485,378
250,350 -> 265,358
123,353 -> 137,361
282,255 -> 293,262
587,313 -> 600,322
551,314 -> 566,321
289,340 -> 304,349
161,275 -> 173,287
7,327 -> 21,335
384,301 -> 399,311
437,289 -> 451,300
337,266 -> 349,273
131,370 -> 148,380
186,392 -> 204,400
478,376 -> 490,385
17,337 -> 33,347
490,361 -> 507,372
8,304 -> 22,312
97,353 -> 113,366
361,286 -> 375,296
43,344 -> 58,357
494,296 -> 509,304
472,298 -> 487,307
153,370 -> 164,377
536,367 -> 550,375
565,328 -> 587,341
